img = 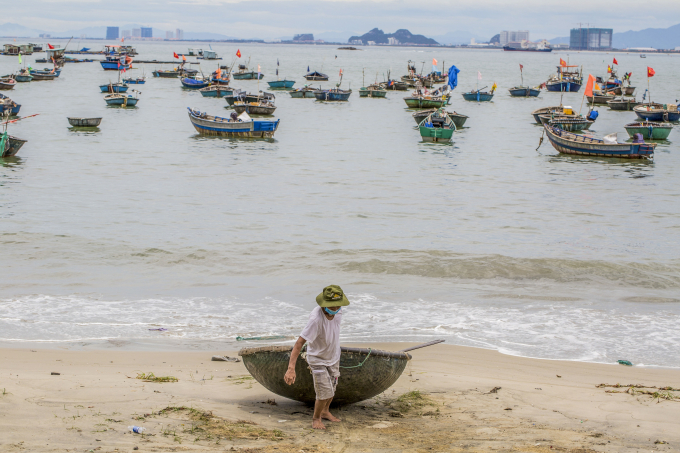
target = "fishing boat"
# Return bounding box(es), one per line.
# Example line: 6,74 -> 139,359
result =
100,54 -> 132,71
200,85 -> 234,98
0,94 -> 20,116
1,133 -> 27,158
0,78 -> 16,90
380,79 -> 409,91
412,109 -> 468,128
187,108 -> 280,138
419,109 -> 456,143
210,68 -> 230,85
15,69 -> 33,83
543,124 -> 655,158
267,79 -> 295,89
304,70 -> 328,81
640,54 -> 647,58
531,106 -> 564,124
508,86 -> 540,97
233,60 -> 263,80
239,345 -> 410,405
633,103 -> 680,122
611,86 -> 636,96
104,92 -> 140,107
123,76 -> 146,84
359,84 -> 387,98
225,91 -> 247,107
586,91 -> 616,104
289,86 -> 318,98
624,121 -> 672,140
543,116 -> 594,132
404,95 -> 448,108
232,99 -> 277,115
462,90 -> 494,102
314,88 -> 352,101
180,77 -> 210,89
99,82 -> 129,93
607,98 -> 640,111
153,69 -> 181,78
67,117 -> 102,127
545,64 -> 583,92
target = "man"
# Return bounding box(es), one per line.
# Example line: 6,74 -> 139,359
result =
284,285 -> 350,429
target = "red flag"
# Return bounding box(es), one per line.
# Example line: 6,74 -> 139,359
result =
519,64 -> 523,71
647,67 -> 655,77
236,49 -> 241,58
584,74 -> 596,97
339,69 -> 343,76
121,37 -> 125,43
559,58 -> 567,67
47,43 -> 54,49
613,57 -> 618,65
607,65 -> 612,73
173,52 -> 179,59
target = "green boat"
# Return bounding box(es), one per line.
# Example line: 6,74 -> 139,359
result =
359,84 -> 387,98
418,108 -> 456,142
289,87 -> 318,98
239,345 -> 411,405
624,121 -> 673,140
404,95 -> 449,109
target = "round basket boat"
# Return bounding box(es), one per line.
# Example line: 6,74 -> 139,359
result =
239,345 -> 411,405
68,117 -> 102,127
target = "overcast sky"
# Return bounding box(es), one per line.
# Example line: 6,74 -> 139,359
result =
3,0 -> 679,40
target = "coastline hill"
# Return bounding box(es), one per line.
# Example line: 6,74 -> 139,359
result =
348,28 -> 439,45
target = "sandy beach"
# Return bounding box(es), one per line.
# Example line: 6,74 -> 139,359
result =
1,343 -> 678,452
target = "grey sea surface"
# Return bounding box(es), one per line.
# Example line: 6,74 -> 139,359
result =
1,42 -> 679,366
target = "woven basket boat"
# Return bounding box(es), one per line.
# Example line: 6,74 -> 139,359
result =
238,345 -> 411,405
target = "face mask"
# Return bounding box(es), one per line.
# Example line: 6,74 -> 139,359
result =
324,307 -> 341,316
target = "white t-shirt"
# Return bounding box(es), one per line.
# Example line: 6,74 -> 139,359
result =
300,306 -> 342,366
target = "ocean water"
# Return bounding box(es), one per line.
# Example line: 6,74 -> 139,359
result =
1,41 -> 679,367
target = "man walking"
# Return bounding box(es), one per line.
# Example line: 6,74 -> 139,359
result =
284,285 -> 349,429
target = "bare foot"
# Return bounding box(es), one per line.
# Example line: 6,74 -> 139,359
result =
312,418 -> 326,430
321,411 -> 341,422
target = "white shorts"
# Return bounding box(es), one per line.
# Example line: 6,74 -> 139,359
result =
308,361 -> 340,401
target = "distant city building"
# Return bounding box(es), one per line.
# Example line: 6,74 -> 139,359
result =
141,27 -> 152,38
388,37 -> 399,45
553,43 -> 569,50
39,33 -> 50,38
349,39 -> 362,45
570,28 -> 612,50
132,28 -> 141,38
367,41 -> 376,46
176,29 -> 184,40
500,30 -> 529,46
122,30 -> 131,38
106,27 -> 119,40
166,31 -> 174,39
293,33 -> 314,42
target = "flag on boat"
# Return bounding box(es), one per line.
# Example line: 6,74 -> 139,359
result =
339,69 -> 343,76
48,43 -> 54,50
477,71 -> 482,80
258,64 -> 261,79
613,57 -> 618,65
647,66 -> 655,77
607,65 -> 612,73
559,58 -> 567,67
173,52 -> 179,59
447,65 -> 460,90
432,58 -> 437,66
491,82 -> 497,93
121,37 -> 125,43
307,65 -> 310,72
236,49 -> 241,58
519,64 -> 523,71
584,74 -> 596,97
18,52 -> 21,64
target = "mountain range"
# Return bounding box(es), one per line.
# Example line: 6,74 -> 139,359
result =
549,23 -> 680,49
348,28 -> 439,46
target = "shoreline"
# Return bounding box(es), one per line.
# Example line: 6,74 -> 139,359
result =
1,343 -> 679,452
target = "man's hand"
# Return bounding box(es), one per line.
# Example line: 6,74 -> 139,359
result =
284,367 -> 296,385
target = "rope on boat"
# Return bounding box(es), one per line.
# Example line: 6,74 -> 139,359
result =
536,129 -> 545,152
339,348 -> 372,369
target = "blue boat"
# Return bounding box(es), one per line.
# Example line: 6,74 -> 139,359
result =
99,83 -> 129,93
187,108 -> 280,138
200,86 -> 234,98
545,65 -> 582,92
543,124 -> 655,159
30,68 -> 61,77
100,55 -> 131,71
462,90 -> 494,102
633,104 -> 680,122
181,77 -> 210,89
104,93 -> 139,107
123,77 -> 146,84
313,88 -> 352,101
508,86 -> 540,97
267,79 -> 295,89
0,94 -> 20,115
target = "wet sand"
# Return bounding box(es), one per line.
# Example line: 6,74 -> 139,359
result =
1,343 -> 678,452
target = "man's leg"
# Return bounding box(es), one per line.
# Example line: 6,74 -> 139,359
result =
313,398 -> 332,429
320,362 -> 341,422
320,397 -> 341,422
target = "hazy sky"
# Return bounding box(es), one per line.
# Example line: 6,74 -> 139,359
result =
4,0 -> 679,40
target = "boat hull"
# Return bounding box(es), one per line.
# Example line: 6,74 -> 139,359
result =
153,71 -> 180,78
544,125 -> 655,158
419,126 -> 454,142
238,345 -> 409,405
1,135 -> 27,158
233,72 -> 264,80
188,110 -> 279,138
607,99 -> 640,111
314,90 -> 352,101
462,92 -> 494,102
267,80 -> 295,89
634,107 -> 680,122
29,73 -> 57,81
0,81 -> 16,90
99,84 -> 128,93
624,122 -> 672,140
404,97 -> 447,108
15,75 -> 33,82
68,117 -> 103,127
586,95 -> 615,104
100,61 -> 130,71
509,87 -> 540,97
200,87 -> 233,98
412,110 -> 468,128
104,95 -> 139,106
233,104 -> 277,115
289,90 -> 317,98
546,81 -> 581,92
532,107 -> 563,124
545,117 -> 593,132
359,88 -> 387,98
181,78 -> 210,89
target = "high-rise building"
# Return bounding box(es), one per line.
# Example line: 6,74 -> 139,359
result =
570,28 -> 613,50
132,28 -> 141,38
141,27 -> 152,38
166,31 -> 174,39
176,29 -> 184,40
106,27 -> 119,40
122,30 -> 131,38
500,30 -> 530,46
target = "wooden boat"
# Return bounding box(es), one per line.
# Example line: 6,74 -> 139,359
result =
233,63 -> 263,80
181,77 -> 210,89
402,76 -> 434,88
104,93 -> 139,107
238,345 -> 410,405
380,80 -> 408,91
67,117 -> 102,127
586,92 -> 616,104
243,92 -> 275,104
607,98 -> 640,111
29,72 -> 57,81
543,124 -> 655,159
532,106 -> 563,124
14,69 -> 33,82
187,108 -> 280,138
413,109 -> 468,128
123,77 -> 146,84
30,68 -> 61,77
153,69 -> 181,78
225,91 -> 247,106
289,87 -> 318,98
1,133 -> 27,158
0,94 -> 20,116
545,65 -> 582,92
508,86 -> 540,97
634,103 -> 680,122
304,71 -> 328,81
359,84 -> 387,98
419,109 -> 456,143
462,90 -> 493,102
233,100 -> 276,115
404,95 -> 448,108
99,82 -> 128,93
624,121 -> 673,140
267,79 -> 295,89
314,88 -> 352,101
0,78 -> 17,90
611,86 -> 635,96
543,116 -> 594,132
200,86 -> 234,98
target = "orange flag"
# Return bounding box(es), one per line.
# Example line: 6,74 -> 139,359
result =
559,58 -> 567,67
236,49 -> 241,58
584,74 -> 596,97
647,67 -> 655,77
432,58 -> 437,65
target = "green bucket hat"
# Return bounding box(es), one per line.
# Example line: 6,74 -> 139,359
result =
316,285 -> 350,308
